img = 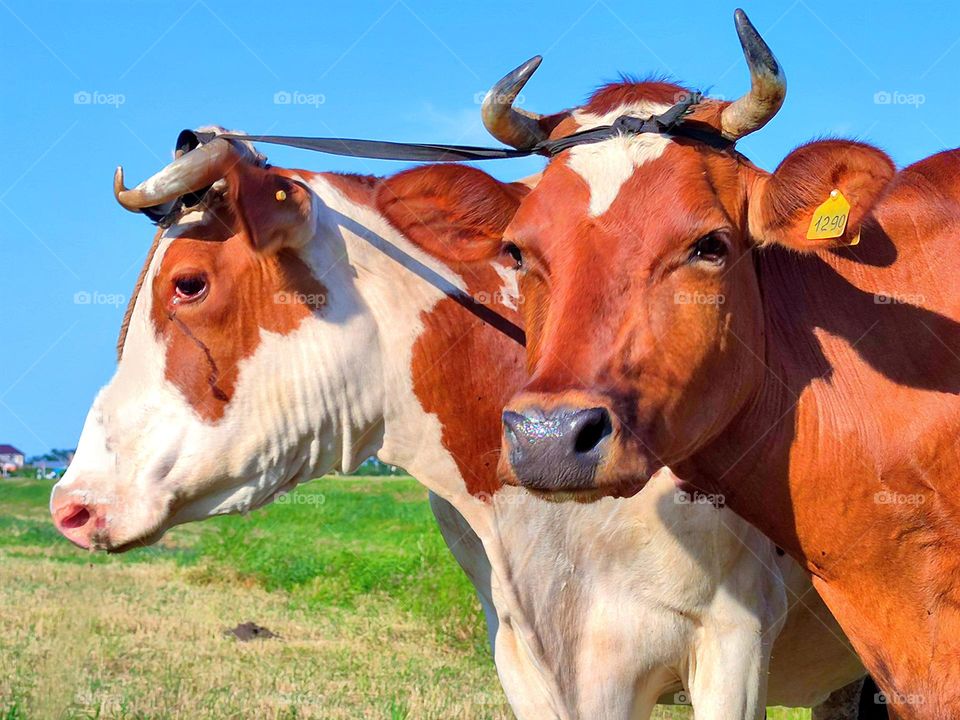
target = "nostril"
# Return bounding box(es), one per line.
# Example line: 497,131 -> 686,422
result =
572,408 -> 613,455
59,505 -> 91,530
502,411 -> 525,441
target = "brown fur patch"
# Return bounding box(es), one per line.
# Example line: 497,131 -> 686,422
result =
152,237 -> 326,422
584,80 -> 691,116
377,164 -> 529,497
148,164 -> 325,422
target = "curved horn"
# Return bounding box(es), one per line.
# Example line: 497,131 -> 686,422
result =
481,56 -> 547,150
720,9 -> 787,140
113,137 -> 243,213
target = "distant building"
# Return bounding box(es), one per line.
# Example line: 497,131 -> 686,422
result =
0,444 -> 25,472
27,449 -> 74,479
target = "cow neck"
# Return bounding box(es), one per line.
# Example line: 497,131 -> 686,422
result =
682,216 -> 960,713
304,171 -> 572,718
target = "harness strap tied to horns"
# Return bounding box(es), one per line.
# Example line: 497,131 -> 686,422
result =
193,91 -> 730,166
141,92 -> 730,223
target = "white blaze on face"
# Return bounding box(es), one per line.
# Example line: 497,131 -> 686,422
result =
54,229 -> 195,546
566,102 -> 673,217
492,261 -> 521,311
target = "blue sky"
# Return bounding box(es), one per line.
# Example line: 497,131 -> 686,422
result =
1,0 -> 957,456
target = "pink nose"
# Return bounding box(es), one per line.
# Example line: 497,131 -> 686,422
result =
51,495 -> 108,550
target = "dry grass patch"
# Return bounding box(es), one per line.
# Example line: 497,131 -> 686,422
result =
0,557 -> 510,719
0,477 -> 810,720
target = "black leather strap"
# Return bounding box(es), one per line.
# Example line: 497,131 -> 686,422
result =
195,130 -> 534,162
144,93 -> 731,224
191,90 -> 732,164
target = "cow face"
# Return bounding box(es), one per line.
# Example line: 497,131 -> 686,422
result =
498,100 -> 764,497
477,11 -> 897,499
497,84 -> 894,499
51,158 -> 384,551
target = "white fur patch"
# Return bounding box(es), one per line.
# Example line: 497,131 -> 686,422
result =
165,210 -> 206,236
566,102 -> 673,217
492,261 -> 520,311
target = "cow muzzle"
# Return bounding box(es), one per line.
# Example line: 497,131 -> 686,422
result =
499,391 -> 657,500
499,392 -> 618,494
50,480 -> 170,552
51,494 -> 109,550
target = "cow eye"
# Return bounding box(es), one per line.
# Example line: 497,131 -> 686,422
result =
690,233 -> 728,264
504,243 -> 523,270
172,274 -> 208,303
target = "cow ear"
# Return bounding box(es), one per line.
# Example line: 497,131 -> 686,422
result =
226,163 -> 314,253
375,164 -> 528,262
748,140 -> 895,251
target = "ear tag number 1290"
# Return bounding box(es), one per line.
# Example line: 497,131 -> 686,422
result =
807,189 -> 853,242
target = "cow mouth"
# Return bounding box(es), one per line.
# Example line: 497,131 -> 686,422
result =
525,478 -> 647,503
499,453 -> 651,503
104,481 -> 294,553
102,525 -> 170,554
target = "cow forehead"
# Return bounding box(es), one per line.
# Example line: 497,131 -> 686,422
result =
513,145 -> 741,279
564,101 -> 674,217
566,134 -> 671,217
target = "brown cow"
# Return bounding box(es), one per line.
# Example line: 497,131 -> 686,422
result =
489,9 -> 960,719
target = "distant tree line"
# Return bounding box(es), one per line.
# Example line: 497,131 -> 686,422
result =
27,449 -> 75,464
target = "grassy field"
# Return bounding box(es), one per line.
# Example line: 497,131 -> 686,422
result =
0,476 -> 810,719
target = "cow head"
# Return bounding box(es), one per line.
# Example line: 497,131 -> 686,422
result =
491,11 -> 895,499
51,130 -> 524,551
49,132 -> 371,551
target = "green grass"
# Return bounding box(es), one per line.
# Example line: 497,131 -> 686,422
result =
185,477 -> 487,653
0,477 -> 485,650
0,476 -> 810,719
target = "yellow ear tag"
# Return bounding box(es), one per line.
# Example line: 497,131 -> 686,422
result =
807,189 -> 850,241
275,190 -> 287,202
